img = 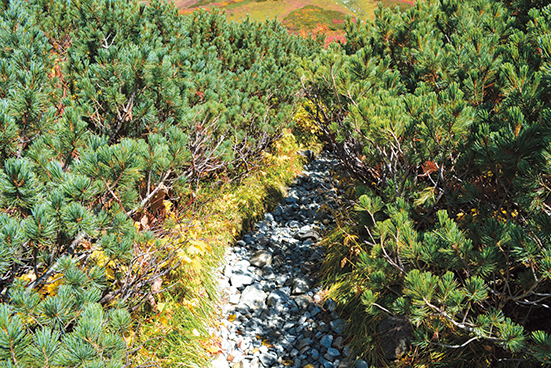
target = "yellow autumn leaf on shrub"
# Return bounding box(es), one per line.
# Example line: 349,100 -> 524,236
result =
125,330 -> 136,345
90,249 -> 109,268
177,250 -> 193,264
192,258 -> 202,271
187,245 -> 202,256
189,239 -> 212,253
105,267 -> 115,280
39,274 -> 63,296
163,200 -> 173,213
18,271 -> 36,285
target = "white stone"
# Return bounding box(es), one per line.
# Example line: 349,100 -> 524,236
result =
212,355 -> 229,368
239,284 -> 267,309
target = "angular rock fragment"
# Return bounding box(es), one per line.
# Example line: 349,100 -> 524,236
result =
239,284 -> 267,309
292,276 -> 311,295
250,250 -> 272,268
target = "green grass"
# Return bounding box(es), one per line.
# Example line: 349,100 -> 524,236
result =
282,5 -> 348,31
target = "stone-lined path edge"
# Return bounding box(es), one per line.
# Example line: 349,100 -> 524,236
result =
210,152 -> 370,368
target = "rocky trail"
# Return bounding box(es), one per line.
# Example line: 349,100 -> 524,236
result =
211,153 -> 369,368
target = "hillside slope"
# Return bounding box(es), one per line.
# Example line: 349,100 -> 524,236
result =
177,0 -> 413,44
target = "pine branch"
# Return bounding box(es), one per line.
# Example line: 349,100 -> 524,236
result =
26,234 -> 83,292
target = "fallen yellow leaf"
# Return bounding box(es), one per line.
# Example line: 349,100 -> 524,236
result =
261,339 -> 274,348
183,298 -> 199,312
228,314 -> 236,322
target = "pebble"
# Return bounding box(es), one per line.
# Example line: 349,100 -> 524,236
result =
213,154 -> 352,368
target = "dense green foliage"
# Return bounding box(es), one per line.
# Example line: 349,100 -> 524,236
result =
303,0 -> 551,366
4,0 -> 551,365
0,0 -> 320,365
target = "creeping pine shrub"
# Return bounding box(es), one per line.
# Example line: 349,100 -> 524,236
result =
0,0 -> 321,365
309,0 -> 551,366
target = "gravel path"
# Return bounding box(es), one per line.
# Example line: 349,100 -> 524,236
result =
211,153 -> 369,368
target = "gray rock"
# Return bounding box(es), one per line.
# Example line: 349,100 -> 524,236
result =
326,348 -> 340,358
320,334 -> 333,349
377,316 -> 411,360
224,266 -> 233,278
334,336 -> 344,349
343,345 -> 351,357
330,319 -> 345,335
354,359 -> 368,368
275,275 -> 288,287
297,338 -> 311,350
261,266 -> 275,279
283,322 -> 295,330
310,306 -> 321,317
311,348 -> 320,360
234,260 -> 251,272
338,359 -> 353,368
231,273 -> 254,288
295,229 -> 320,242
279,286 -> 292,295
256,236 -> 270,246
292,277 -> 311,295
259,352 -> 277,367
239,284 -> 267,309
317,322 -> 329,333
288,220 -> 300,228
250,250 -> 272,268
267,290 -> 292,309
325,299 -> 337,312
